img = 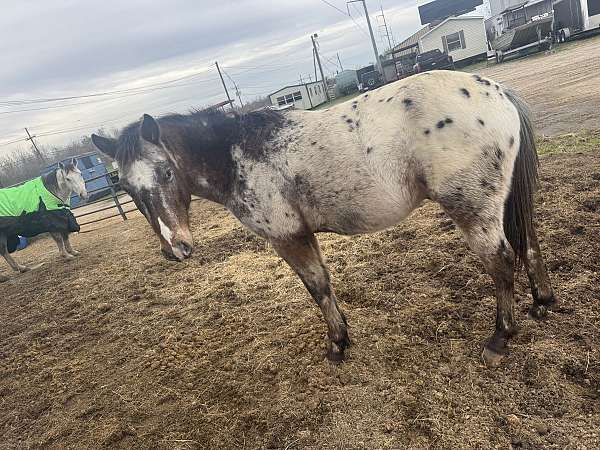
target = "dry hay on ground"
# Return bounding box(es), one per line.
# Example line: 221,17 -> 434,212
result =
1,148 -> 599,449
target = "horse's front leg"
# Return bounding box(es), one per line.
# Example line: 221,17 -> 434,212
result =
50,232 -> 75,260
271,234 -> 350,363
62,232 -> 80,256
0,233 -> 29,273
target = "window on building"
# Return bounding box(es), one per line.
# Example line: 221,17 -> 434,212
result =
309,87 -> 313,96
277,96 -> 286,106
443,31 -> 465,52
293,91 -> 302,101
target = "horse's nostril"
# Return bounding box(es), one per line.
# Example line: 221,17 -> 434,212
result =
179,241 -> 193,258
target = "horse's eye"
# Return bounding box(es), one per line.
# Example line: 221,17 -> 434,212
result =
165,168 -> 174,182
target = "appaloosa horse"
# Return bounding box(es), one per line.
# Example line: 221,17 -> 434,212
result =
92,70 -> 556,366
0,159 -> 87,281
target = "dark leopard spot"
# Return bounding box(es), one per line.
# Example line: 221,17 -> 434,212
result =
478,118 -> 485,126
403,98 -> 413,108
424,129 -> 431,135
445,117 -> 453,124
386,97 -> 393,102
366,147 -> 373,154
509,136 -> 515,147
460,88 -> 470,98
310,141 -> 317,146
346,118 -> 353,124
437,120 -> 445,129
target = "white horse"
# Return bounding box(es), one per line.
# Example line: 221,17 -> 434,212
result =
92,70 -> 556,367
0,159 -> 87,281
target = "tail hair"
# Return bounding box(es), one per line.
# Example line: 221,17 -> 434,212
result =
503,89 -> 539,267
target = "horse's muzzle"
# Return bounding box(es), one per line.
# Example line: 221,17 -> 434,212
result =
162,240 -> 193,262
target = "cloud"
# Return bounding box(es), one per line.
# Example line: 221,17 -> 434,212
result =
0,0 -> 423,154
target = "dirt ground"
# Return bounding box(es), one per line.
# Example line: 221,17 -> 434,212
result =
2,42 -> 600,450
476,35 -> 600,137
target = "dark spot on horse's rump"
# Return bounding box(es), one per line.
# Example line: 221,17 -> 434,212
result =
285,212 -> 290,217
342,115 -> 347,119
509,136 -> 515,147
403,98 -> 413,108
437,120 -> 445,129
319,145 -> 325,150
363,94 -> 369,99
256,220 -> 261,224
386,97 -> 393,102
366,146 -> 373,154
378,98 -> 384,102
480,179 -> 496,192
460,88 -> 470,98
494,146 -> 503,160
352,100 -> 358,105
500,240 -> 506,251
478,118 -> 485,126
493,160 -> 501,171
310,141 -> 317,145
352,103 -> 358,110
268,193 -> 272,199
495,84 -> 500,90
265,219 -> 270,224
355,120 -> 360,127
445,117 -> 453,124
250,203 -> 255,208
424,129 -> 431,135
346,118 -> 353,124
499,92 -> 504,98
485,92 -> 490,97
482,226 -> 488,234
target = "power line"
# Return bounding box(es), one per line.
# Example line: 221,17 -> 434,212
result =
0,68 -> 217,106
347,2 -> 372,39
317,0 -> 349,16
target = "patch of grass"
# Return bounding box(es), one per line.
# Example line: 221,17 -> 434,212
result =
537,129 -> 600,155
312,92 -> 361,110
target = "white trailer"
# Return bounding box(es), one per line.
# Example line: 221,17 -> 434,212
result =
553,0 -> 600,41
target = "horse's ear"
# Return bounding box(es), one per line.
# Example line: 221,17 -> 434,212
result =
91,134 -> 117,158
58,161 -> 65,171
140,114 -> 160,145
71,157 -> 78,169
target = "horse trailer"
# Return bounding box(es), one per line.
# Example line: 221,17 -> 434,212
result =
553,0 -> 600,42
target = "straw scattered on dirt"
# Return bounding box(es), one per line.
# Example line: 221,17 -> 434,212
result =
1,143 -> 599,449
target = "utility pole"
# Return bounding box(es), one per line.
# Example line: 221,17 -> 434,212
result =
337,52 -> 344,71
378,6 -> 394,52
24,128 -> 45,162
312,48 -> 318,82
311,33 -> 330,101
215,61 -> 233,109
348,0 -> 383,75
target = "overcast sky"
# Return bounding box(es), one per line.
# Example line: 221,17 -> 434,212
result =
0,0 -> 484,157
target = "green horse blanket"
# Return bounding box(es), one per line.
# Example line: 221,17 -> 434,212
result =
0,176 -> 79,253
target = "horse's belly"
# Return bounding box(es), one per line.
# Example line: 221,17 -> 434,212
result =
319,193 -> 416,235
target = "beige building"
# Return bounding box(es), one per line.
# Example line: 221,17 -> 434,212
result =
268,81 -> 327,110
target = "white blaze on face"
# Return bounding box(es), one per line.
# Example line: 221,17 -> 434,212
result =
158,217 -> 174,245
128,159 -> 156,190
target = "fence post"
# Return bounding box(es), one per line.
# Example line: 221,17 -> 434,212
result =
107,172 -> 127,221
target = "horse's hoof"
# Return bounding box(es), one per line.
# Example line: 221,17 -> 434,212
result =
63,254 -> 76,260
528,304 -> 548,320
326,341 -> 346,364
69,250 -> 81,256
18,266 -> 30,273
482,346 -> 504,367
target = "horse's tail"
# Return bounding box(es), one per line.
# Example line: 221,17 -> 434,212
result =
503,89 -> 539,267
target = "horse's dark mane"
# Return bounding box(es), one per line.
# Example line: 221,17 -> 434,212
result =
115,108 -> 285,166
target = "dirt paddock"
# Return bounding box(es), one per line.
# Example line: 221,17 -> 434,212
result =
2,42 -> 600,450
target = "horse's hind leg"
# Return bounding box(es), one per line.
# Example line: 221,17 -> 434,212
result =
0,233 -> 29,273
270,234 -> 350,363
440,202 -> 518,366
524,226 -> 556,319
50,232 -> 75,260
62,232 -> 80,256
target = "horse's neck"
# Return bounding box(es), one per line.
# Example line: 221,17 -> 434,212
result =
42,171 -> 70,202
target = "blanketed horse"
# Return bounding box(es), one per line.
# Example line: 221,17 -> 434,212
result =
92,70 -> 556,366
0,159 -> 87,281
